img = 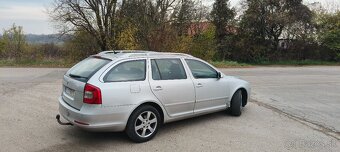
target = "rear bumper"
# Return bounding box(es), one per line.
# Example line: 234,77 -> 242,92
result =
58,97 -> 133,132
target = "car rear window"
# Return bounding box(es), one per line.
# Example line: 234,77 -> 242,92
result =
67,57 -> 110,82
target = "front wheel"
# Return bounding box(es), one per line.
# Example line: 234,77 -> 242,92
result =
126,105 -> 161,143
229,90 -> 243,116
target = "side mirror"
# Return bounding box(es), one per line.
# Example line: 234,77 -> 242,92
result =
217,72 -> 222,79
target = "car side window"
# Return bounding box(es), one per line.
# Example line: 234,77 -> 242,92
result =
151,59 -> 187,80
185,59 -> 218,79
104,60 -> 146,82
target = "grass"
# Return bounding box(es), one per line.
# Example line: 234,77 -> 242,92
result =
210,59 -> 340,68
210,60 -> 251,68
0,59 -> 74,68
251,60 -> 340,66
0,59 -> 339,68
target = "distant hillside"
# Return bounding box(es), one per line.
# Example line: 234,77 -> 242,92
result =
25,34 -> 70,44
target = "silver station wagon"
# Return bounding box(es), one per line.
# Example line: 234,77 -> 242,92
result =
56,50 -> 250,142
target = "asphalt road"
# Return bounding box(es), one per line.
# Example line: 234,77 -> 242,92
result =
0,67 -> 339,152
221,66 -> 340,138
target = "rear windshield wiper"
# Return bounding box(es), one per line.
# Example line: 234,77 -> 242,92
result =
69,74 -> 88,79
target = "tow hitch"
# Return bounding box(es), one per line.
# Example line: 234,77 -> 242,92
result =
56,114 -> 73,126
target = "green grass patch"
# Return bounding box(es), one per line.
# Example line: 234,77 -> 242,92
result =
0,59 -> 74,68
210,60 -> 251,68
252,60 -> 340,66
210,60 -> 340,68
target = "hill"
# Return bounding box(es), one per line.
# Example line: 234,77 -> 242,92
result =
25,34 -> 68,44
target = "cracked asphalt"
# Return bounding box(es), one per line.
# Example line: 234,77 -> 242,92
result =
0,67 -> 339,152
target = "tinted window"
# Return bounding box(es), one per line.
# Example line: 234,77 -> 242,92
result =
67,57 -> 110,82
151,60 -> 161,80
151,59 -> 187,80
104,60 -> 146,82
185,59 -> 218,79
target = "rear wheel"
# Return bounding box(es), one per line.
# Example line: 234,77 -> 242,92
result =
230,90 -> 242,116
126,105 -> 161,143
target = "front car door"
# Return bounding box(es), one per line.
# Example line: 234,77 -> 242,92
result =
184,59 -> 229,114
148,58 -> 195,118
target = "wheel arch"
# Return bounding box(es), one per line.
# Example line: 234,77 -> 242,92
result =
128,101 -> 165,125
230,87 -> 249,107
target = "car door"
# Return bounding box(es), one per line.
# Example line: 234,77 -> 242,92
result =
148,58 -> 196,118
98,59 -> 151,108
184,59 -> 229,114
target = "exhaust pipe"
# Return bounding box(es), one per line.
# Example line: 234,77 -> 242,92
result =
56,114 -> 73,126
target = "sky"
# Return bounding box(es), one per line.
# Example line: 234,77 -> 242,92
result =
0,0 -> 53,34
0,0 -> 339,34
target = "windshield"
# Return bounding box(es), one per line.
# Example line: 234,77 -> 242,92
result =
66,57 -> 110,82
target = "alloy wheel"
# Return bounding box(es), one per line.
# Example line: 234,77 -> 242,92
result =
134,111 -> 158,138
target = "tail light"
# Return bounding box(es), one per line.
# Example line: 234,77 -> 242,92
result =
83,84 -> 102,104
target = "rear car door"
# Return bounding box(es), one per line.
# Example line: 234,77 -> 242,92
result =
185,59 -> 229,114
97,59 -> 152,108
148,58 -> 195,117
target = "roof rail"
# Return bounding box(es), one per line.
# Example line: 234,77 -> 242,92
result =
97,50 -> 155,55
97,50 -> 193,58
146,52 -> 193,57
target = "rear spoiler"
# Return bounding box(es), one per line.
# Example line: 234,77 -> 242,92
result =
91,55 -> 112,61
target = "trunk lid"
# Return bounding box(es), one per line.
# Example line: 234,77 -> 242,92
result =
62,75 -> 86,110
61,57 -> 111,110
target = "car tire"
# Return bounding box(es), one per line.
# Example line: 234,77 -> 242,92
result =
230,90 -> 242,116
126,105 -> 161,143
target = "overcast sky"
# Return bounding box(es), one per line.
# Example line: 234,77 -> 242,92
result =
0,0 -> 339,34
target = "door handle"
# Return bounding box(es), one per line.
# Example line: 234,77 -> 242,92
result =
153,86 -> 163,91
196,83 -> 203,88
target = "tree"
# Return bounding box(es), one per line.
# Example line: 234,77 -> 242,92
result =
210,0 -> 235,60
190,26 -> 216,60
118,0 -> 177,50
317,11 -> 340,60
172,0 -> 196,36
167,35 -> 193,53
1,24 -> 27,59
116,22 -> 141,50
39,43 -> 63,59
0,39 -> 5,57
63,29 -> 100,61
50,0 -> 118,51
240,0 -> 313,54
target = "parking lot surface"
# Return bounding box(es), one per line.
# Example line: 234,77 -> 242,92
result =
0,67 -> 338,152
221,66 -> 340,138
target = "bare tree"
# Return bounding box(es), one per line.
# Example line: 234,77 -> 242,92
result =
49,0 -> 118,51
